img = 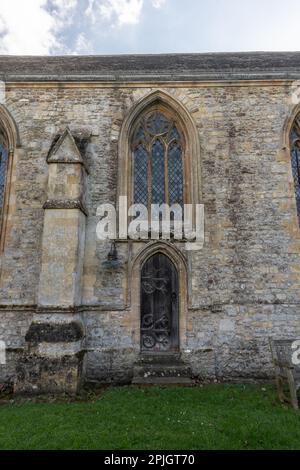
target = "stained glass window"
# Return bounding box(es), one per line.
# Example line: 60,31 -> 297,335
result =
152,139 -> 165,204
290,117 -> 300,225
132,111 -> 184,209
134,144 -> 148,206
168,140 -> 183,206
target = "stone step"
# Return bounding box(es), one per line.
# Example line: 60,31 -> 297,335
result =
133,364 -> 191,379
132,376 -> 194,385
136,353 -> 182,365
132,353 -> 193,385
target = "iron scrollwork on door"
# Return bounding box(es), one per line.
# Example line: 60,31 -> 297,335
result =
140,254 -> 179,352
141,310 -> 171,351
141,268 -> 168,294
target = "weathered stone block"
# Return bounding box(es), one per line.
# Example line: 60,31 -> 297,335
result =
14,353 -> 84,395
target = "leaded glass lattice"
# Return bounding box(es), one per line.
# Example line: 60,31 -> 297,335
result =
290,118 -> 300,225
134,144 -> 148,206
145,112 -> 170,136
152,139 -> 165,204
0,142 -> 8,215
132,110 -> 184,209
168,141 -> 183,206
170,125 -> 180,141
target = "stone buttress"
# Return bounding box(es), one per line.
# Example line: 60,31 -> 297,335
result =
15,128 -> 88,394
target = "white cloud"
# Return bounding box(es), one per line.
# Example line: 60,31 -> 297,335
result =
85,0 -> 166,27
151,0 -> 166,8
0,0 -> 77,55
98,0 -> 143,26
0,0 -> 54,54
85,0 -> 96,23
0,0 -> 167,55
2,0 -> 299,57
48,0 -> 78,27
85,0 -> 144,27
73,32 -> 93,54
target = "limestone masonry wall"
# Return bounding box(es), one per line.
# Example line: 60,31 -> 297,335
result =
1,81 -> 300,388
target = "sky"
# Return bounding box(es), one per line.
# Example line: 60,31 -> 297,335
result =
0,0 -> 300,55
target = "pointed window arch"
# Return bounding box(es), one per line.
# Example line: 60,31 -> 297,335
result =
0,125 -> 10,243
132,109 -> 184,210
290,114 -> 300,224
0,129 -> 9,220
0,104 -> 19,250
117,91 -> 201,224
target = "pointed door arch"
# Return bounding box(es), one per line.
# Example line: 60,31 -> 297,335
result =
140,252 -> 179,352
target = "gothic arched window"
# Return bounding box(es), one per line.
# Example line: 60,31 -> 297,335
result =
290,116 -> 300,224
132,109 -> 184,209
0,128 -> 8,233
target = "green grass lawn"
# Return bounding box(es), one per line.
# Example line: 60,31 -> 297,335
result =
0,384 -> 299,450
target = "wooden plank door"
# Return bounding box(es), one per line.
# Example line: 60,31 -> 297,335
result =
140,253 -> 179,353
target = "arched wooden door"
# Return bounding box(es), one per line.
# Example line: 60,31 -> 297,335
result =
140,253 -> 179,353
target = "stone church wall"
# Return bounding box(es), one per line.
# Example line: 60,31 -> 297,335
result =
1,81 -> 300,388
